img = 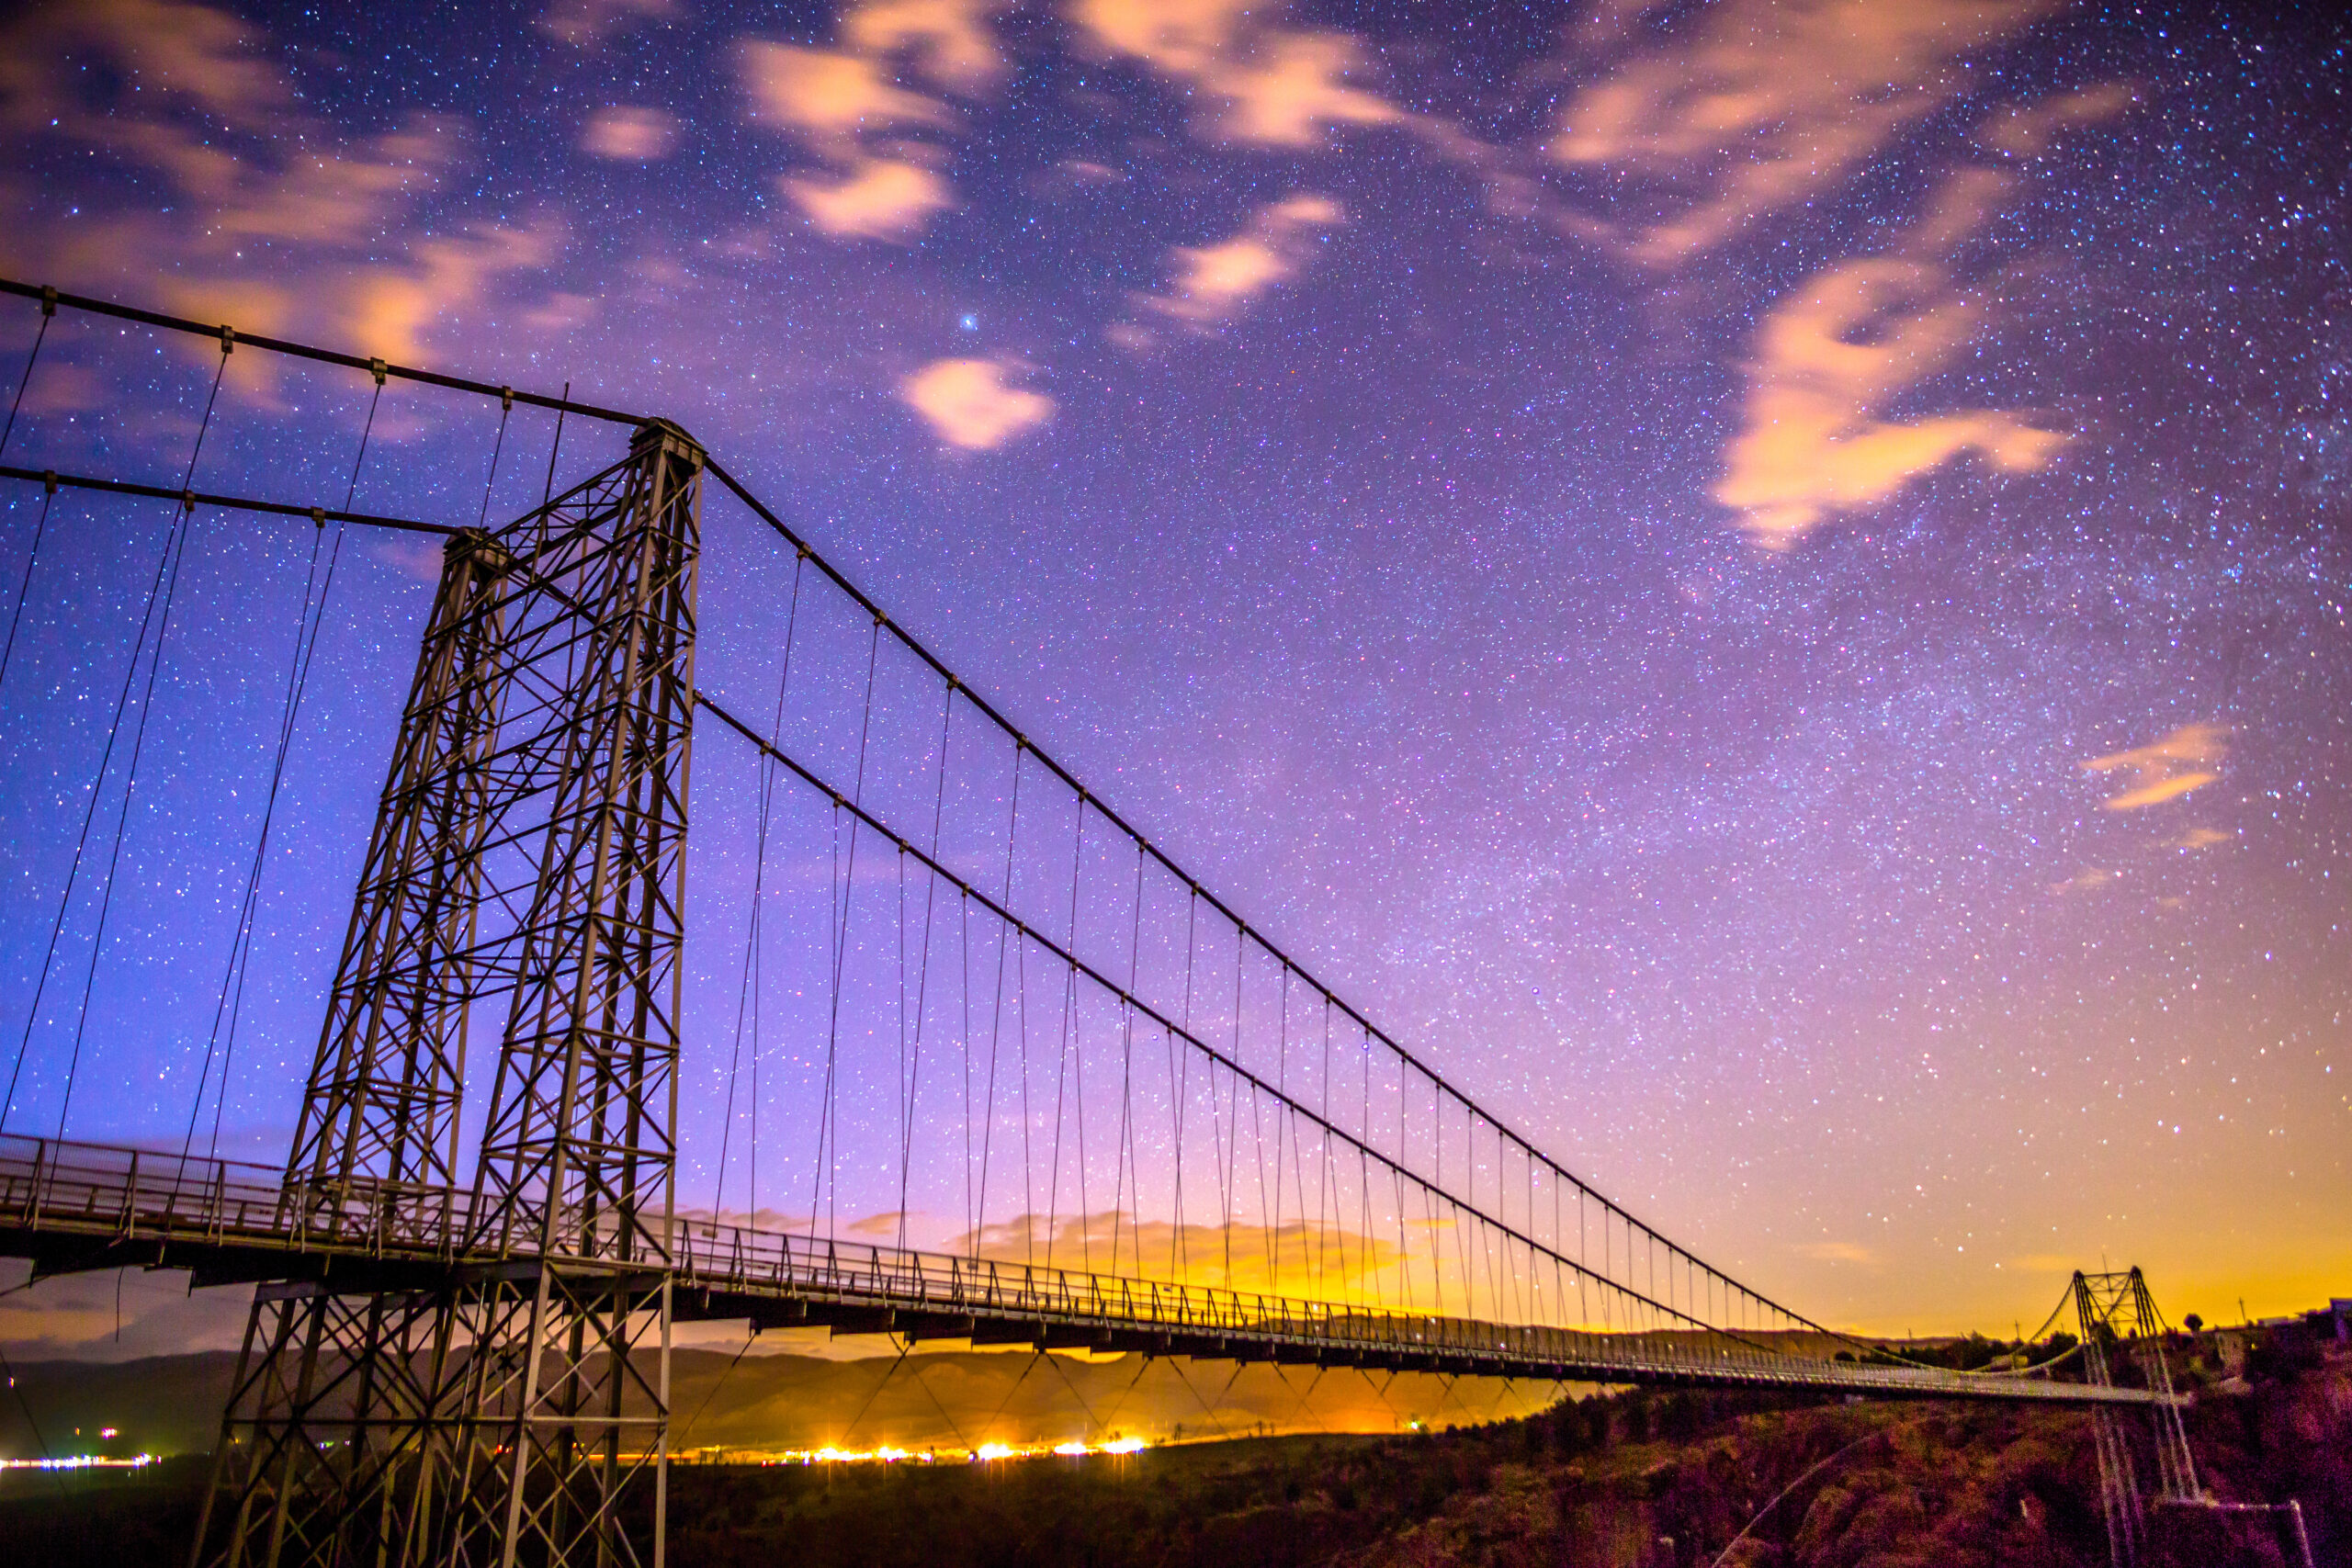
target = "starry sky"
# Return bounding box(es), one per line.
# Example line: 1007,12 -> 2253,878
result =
0,0 -> 2347,1355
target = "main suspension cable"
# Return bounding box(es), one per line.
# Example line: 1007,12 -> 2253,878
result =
0,291 -> 57,695
695,692 -> 1759,1346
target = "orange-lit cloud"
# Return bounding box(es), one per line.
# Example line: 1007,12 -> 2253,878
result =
1715,251 -> 2065,548
537,0 -> 675,47
738,6 -> 992,247
1983,81 -> 2140,158
1208,31 -> 1400,147
1069,0 -> 1400,149
786,155 -> 957,241
0,1 -> 568,383
1707,76 -> 2134,547
741,42 -> 955,147
1550,0 -> 2061,266
582,106 -> 679,160
342,220 -> 567,366
957,1210 -> 1407,1301
1137,194 -> 1344,330
901,358 -> 1054,448
2082,723 -> 2228,811
2170,827 -> 2233,851
1796,1241 -> 1875,1266
1070,0 -> 1247,73
843,0 -> 1010,95
0,2 -> 457,250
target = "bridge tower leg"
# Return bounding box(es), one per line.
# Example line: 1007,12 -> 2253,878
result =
2075,1267 -> 2201,1568
193,420 -> 703,1568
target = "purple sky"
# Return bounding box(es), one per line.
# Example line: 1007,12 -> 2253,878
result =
0,0 -> 2346,1360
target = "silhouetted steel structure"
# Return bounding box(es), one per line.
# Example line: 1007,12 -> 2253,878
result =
2072,1267 -> 2199,1568
196,421 -> 703,1568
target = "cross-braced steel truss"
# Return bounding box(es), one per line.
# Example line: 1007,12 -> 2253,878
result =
2075,1266 -> 2200,1568
194,419 -> 703,1568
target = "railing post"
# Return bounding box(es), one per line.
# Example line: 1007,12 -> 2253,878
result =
28,1136 -> 48,1230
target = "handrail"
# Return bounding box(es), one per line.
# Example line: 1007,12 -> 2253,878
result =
0,1133 -> 2178,1407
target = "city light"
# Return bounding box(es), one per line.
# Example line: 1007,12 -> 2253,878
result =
704,1438 -> 1155,1467
0,1454 -> 158,1472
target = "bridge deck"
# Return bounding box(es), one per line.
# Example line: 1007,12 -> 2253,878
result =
1,1134 -> 2174,1407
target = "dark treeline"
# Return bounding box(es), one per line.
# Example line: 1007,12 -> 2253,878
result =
2,1336 -> 2342,1567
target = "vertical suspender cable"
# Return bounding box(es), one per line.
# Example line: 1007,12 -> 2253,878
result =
540,381 -> 570,512
186,365 -> 381,1157
1169,888 -> 1195,1282
183,508 -> 328,1156
2,340 -> 222,1132
810,616 -> 881,1238
972,743 -> 1021,1258
0,288 -> 53,460
895,679 -> 953,1253
476,388 -> 513,529
1109,840 -> 1143,1277
53,334 -> 234,1136
1044,796 -> 1084,1271
719,551 -> 802,1221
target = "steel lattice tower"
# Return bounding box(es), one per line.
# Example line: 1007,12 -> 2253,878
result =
194,419 -> 704,1568
2074,1266 -> 2200,1568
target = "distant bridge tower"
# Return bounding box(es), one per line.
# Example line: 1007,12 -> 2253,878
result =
194,419 -> 704,1568
2074,1267 -> 2200,1568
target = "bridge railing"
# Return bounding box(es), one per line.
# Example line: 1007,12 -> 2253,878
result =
4,1134 -> 2162,1404
664,1213 -> 1863,1382
0,1133 -> 527,1262
0,1132 -> 285,1246
2,1134 -> 1785,1371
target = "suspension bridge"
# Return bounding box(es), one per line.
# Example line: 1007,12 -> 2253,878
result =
0,278 -> 2193,1567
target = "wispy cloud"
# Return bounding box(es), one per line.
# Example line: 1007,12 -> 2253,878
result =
582,106 -> 679,161
1981,81 -> 2140,158
0,0 -> 559,379
1549,0 -> 2061,266
2082,723 -> 2228,812
1133,194 -> 1344,332
537,0 -> 674,48
956,1210 -> 1407,1301
1207,31 -> 1400,147
788,154 -> 956,240
1070,0 -> 1400,148
740,0 -> 1009,245
843,0 -> 1011,95
741,41 -> 955,149
1714,249 -> 2066,550
1708,96 -> 2154,552
344,221 -> 566,366
901,357 -> 1055,448
1795,1240 -> 1875,1266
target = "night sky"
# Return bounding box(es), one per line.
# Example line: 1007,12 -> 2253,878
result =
0,0 -> 2346,1354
